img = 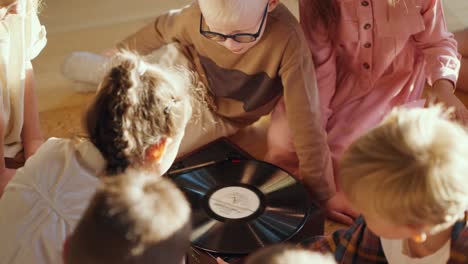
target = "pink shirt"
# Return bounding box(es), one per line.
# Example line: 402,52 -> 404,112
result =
300,0 -> 460,177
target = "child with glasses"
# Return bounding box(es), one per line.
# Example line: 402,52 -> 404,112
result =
62,0 -> 336,214
0,0 -> 46,196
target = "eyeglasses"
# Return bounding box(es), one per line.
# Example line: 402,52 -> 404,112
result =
0,1 -> 17,20
199,3 -> 269,43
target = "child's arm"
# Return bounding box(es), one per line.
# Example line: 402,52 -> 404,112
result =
22,63 -> 43,159
297,2 -> 359,225
454,28 -> 468,56
116,4 -> 194,55
278,38 -> 334,199
277,27 -> 360,224
413,0 -> 468,124
454,29 -> 468,93
0,105 -> 16,196
299,0 -> 337,128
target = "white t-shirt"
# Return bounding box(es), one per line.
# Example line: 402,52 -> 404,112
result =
0,0 -> 47,157
0,138 -> 105,264
381,238 -> 451,264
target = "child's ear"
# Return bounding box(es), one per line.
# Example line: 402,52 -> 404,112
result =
146,138 -> 168,162
408,224 -> 429,243
268,0 -> 280,12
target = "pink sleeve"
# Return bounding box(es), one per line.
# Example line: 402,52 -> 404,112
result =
299,0 -> 337,127
412,0 -> 461,86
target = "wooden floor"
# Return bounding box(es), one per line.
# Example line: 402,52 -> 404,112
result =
36,0 -> 468,236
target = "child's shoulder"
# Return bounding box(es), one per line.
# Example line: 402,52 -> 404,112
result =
268,4 -> 303,37
2,138 -> 83,198
9,137 -> 100,207
33,137 -> 75,158
19,138 -> 88,181
265,4 -> 308,50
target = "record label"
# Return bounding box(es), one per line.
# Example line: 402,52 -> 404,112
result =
208,186 -> 261,219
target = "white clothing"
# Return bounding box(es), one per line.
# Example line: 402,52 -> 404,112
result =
0,138 -> 104,264
381,238 -> 451,264
0,0 -> 47,157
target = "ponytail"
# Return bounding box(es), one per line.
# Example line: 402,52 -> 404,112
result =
86,59 -> 136,175
85,51 -> 193,175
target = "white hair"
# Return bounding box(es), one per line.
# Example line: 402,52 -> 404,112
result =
246,245 -> 336,264
198,0 -> 266,26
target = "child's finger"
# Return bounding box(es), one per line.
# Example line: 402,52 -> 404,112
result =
326,211 -> 354,226
342,206 -> 359,219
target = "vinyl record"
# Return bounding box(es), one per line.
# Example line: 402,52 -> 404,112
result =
169,159 -> 311,255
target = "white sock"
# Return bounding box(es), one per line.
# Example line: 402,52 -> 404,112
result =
61,51 -> 111,85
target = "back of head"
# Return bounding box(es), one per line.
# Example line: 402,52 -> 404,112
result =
85,51 -> 193,175
66,171 -> 191,264
245,244 -> 336,264
340,106 -> 468,229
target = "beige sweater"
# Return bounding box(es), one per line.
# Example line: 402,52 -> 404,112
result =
118,3 -> 334,200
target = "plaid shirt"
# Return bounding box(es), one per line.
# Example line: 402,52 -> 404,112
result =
304,213 -> 468,264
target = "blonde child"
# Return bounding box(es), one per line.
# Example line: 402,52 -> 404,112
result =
299,0 -> 467,224
307,106 -> 468,263
454,28 -> 468,92
0,0 -> 46,196
0,52 -> 193,264
217,244 -> 336,264
62,0 -> 337,218
64,171 -> 191,264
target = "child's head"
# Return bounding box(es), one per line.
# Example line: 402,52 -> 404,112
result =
244,244 -> 335,264
64,170 -> 191,264
198,0 -> 280,54
340,106 -> 468,240
85,51 -> 193,175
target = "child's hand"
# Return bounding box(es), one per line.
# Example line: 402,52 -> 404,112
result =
24,138 -> 43,160
0,168 -> 16,197
319,192 -> 358,226
216,257 -> 229,264
431,79 -> 468,126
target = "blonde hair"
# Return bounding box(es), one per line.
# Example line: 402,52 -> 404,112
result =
198,0 -> 265,26
85,51 -> 193,175
245,244 -> 336,264
66,171 -> 191,264
340,106 -> 468,232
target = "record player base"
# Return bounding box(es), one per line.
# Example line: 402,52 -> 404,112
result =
173,138 -> 325,264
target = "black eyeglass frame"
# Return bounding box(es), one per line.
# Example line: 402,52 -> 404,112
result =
199,3 -> 269,43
